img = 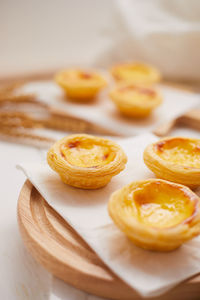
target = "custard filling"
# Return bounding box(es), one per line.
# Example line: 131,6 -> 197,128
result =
117,85 -> 156,104
124,182 -> 195,229
119,85 -> 155,96
78,72 -> 93,80
61,140 -> 116,168
155,138 -> 200,168
58,70 -> 99,84
116,64 -> 151,80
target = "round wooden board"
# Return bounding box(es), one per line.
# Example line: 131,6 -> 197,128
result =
18,180 -> 200,300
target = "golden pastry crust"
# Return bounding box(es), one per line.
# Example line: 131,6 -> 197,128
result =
109,84 -> 162,118
108,179 -> 200,251
110,62 -> 161,84
47,134 -> 127,189
55,69 -> 107,101
144,137 -> 200,187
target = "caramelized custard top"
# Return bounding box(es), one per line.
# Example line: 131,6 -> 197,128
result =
60,138 -> 116,168
155,138 -> 200,168
123,181 -> 197,229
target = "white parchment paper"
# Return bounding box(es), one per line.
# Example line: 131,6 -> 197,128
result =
22,81 -> 200,136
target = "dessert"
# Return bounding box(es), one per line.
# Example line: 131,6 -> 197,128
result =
144,137 -> 200,187
47,134 -> 127,189
108,179 -> 200,251
55,69 -> 107,101
109,83 -> 162,118
110,62 -> 161,84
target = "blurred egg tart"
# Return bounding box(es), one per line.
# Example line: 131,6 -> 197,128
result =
108,179 -> 200,251
47,134 -> 127,189
144,137 -> 200,187
109,84 -> 162,118
55,69 -> 107,101
110,62 -> 161,84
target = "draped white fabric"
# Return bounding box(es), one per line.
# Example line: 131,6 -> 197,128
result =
1,0 -> 200,80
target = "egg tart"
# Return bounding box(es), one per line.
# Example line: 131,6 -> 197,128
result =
55,69 -> 107,101
108,179 -> 200,251
110,62 -> 161,84
109,84 -> 162,118
144,137 -> 200,188
47,134 -> 127,189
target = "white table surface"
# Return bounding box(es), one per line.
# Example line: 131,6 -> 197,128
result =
1,127 -> 200,300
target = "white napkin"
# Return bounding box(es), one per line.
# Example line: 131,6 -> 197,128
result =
17,133 -> 200,298
22,81 -> 200,136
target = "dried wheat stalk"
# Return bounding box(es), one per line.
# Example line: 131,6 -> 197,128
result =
0,82 -> 119,147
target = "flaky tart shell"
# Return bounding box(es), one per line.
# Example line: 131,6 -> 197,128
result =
47,134 -> 127,189
110,62 -> 161,85
55,69 -> 107,101
108,179 -> 200,251
109,84 -> 162,118
144,137 -> 200,188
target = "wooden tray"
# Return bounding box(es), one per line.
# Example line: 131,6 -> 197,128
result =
17,180 -> 200,300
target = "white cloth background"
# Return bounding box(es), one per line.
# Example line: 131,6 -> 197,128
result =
0,0 -> 200,81
95,0 -> 200,82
